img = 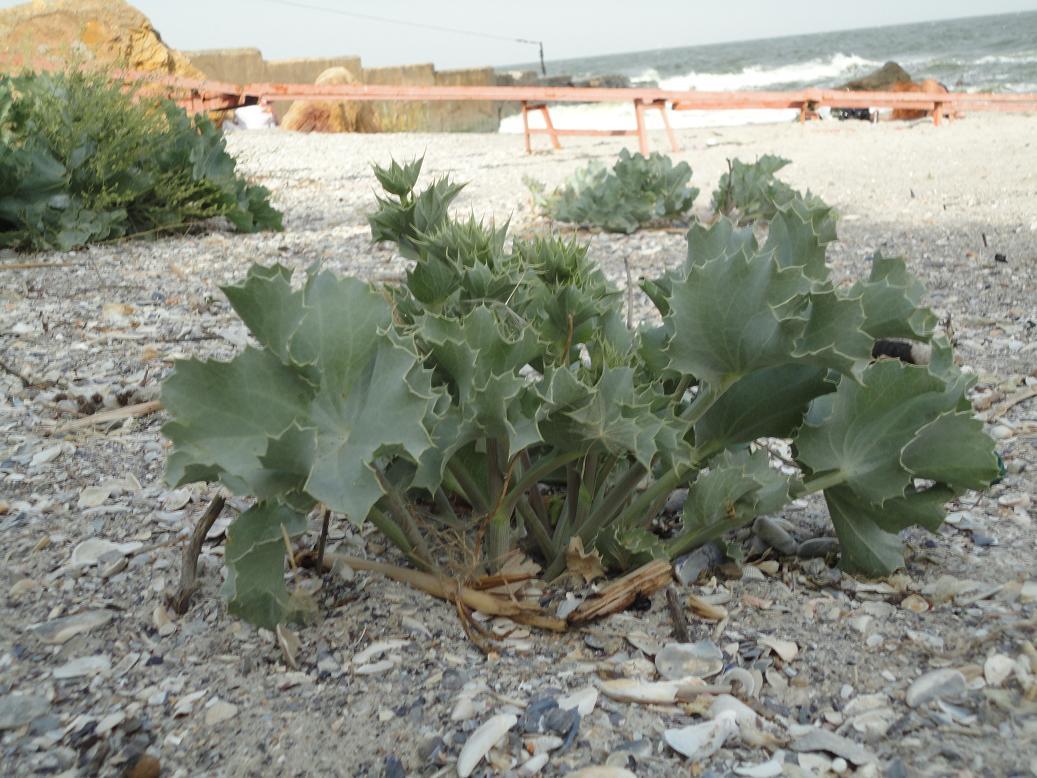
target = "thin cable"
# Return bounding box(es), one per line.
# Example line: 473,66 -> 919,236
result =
254,0 -> 541,46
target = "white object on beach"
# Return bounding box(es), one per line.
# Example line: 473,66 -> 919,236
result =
457,713 -> 517,777
226,104 -> 277,130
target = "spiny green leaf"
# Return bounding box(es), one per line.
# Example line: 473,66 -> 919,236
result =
306,337 -> 435,521
222,501 -> 316,630
901,411 -> 999,490
221,263 -> 305,365
162,347 -> 315,493
823,487 -> 906,576
694,364 -> 835,450
850,254 -> 937,341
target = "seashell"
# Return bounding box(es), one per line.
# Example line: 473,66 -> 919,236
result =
599,678 -> 684,705
557,686 -> 598,717
708,694 -> 757,726
759,636 -> 798,663
517,753 -> 549,776
664,711 -> 738,760
655,640 -> 724,680
983,654 -> 1015,687
457,713 -> 517,777
733,751 -> 786,777
905,669 -> 966,708
718,667 -> 758,697
352,639 -> 409,665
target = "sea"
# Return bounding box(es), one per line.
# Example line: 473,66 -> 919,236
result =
497,11 -> 1037,133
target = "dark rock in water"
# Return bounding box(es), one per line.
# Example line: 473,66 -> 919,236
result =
576,74 -> 633,90
840,61 -> 914,91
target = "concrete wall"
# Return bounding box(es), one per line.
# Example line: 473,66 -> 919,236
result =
184,48 -> 500,132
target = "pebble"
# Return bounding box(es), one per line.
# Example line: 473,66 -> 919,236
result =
983,654 -> 1015,687
0,693 -> 50,730
796,537 -> 840,558
566,769 -> 636,778
29,609 -> 113,644
790,728 -> 877,766
905,669 -> 966,707
753,516 -> 798,555
70,537 -> 141,567
203,699 -> 238,725
53,654 -> 111,679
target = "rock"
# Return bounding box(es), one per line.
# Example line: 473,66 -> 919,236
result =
457,713 -> 517,777
790,728 -> 877,766
203,699 -> 238,725
281,66 -> 374,133
0,0 -> 205,79
889,78 -> 950,121
839,62 -> 914,91
53,655 -> 111,679
673,542 -> 725,585
797,537 -> 840,559
70,537 -> 141,567
124,753 -> 161,778
655,640 -> 724,680
753,516 -> 798,555
29,609 -> 113,644
905,669 -> 966,707
0,693 -> 50,730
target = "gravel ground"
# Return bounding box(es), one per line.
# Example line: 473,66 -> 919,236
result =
1,114 -> 1036,778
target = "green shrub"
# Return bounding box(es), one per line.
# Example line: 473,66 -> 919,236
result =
0,69 -> 282,251
161,156 -> 997,629
710,154 -> 811,225
528,149 -> 699,233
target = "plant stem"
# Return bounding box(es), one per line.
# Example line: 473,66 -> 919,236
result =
501,450 -> 583,516
433,489 -> 464,529
609,467 -> 687,534
374,469 -> 435,568
680,378 -> 733,425
448,459 -> 489,513
519,451 -> 551,526
516,498 -> 554,559
486,438 -> 503,507
793,469 -> 846,497
577,463 -> 647,544
565,463 -> 580,528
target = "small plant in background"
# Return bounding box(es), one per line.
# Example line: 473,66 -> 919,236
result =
709,154 -> 807,225
0,69 -> 282,252
527,149 -> 699,233
161,155 -> 998,630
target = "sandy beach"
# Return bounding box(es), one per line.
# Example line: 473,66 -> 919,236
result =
1,113 -> 1035,776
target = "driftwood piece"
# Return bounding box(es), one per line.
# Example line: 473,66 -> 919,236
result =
58,400 -> 163,432
168,495 -> 226,615
568,559 -> 672,624
665,585 -> 692,643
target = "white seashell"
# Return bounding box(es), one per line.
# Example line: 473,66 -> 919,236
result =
983,654 -> 1015,687
664,711 -> 739,760
734,750 -> 786,777
718,667 -> 758,697
354,658 -> 394,675
352,639 -> 409,665
655,640 -> 724,680
599,678 -> 684,704
457,713 -> 517,777
759,636 -> 798,662
709,694 -> 757,726
77,485 -> 112,509
70,538 -> 142,567
558,686 -> 598,717
518,753 -> 549,776
451,696 -> 488,721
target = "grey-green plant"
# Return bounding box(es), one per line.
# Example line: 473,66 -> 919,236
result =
528,149 -> 699,233
161,156 -> 998,629
710,154 -> 808,225
0,69 -> 282,251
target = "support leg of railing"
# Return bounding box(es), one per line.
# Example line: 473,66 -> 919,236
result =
538,105 -> 561,150
521,101 -> 532,154
932,101 -> 942,126
634,99 -> 648,156
798,102 -> 807,123
654,100 -> 679,152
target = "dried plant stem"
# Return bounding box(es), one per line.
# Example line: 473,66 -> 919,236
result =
169,495 -> 226,615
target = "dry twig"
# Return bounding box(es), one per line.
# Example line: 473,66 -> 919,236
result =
168,495 -> 226,615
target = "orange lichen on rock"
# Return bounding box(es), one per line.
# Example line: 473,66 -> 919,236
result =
0,0 -> 205,79
889,78 -> 951,120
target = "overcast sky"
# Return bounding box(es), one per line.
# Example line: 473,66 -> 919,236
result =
6,0 -> 1037,69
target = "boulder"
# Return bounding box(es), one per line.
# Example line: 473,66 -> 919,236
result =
839,61 -> 914,92
0,0 -> 204,79
889,78 -> 950,121
280,65 -> 375,133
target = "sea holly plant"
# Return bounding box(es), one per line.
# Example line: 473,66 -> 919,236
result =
527,149 -> 699,233
162,155 -> 998,629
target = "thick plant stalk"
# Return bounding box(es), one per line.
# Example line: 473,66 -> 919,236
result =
449,460 -> 489,513
516,498 -> 555,559
169,495 -> 226,615
374,469 -> 435,567
322,552 -> 567,631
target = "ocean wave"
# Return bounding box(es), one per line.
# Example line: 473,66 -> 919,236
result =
975,52 -> 1037,65
636,52 -> 881,92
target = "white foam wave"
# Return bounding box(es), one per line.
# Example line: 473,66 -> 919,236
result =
654,53 -> 880,92
975,53 -> 1037,65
